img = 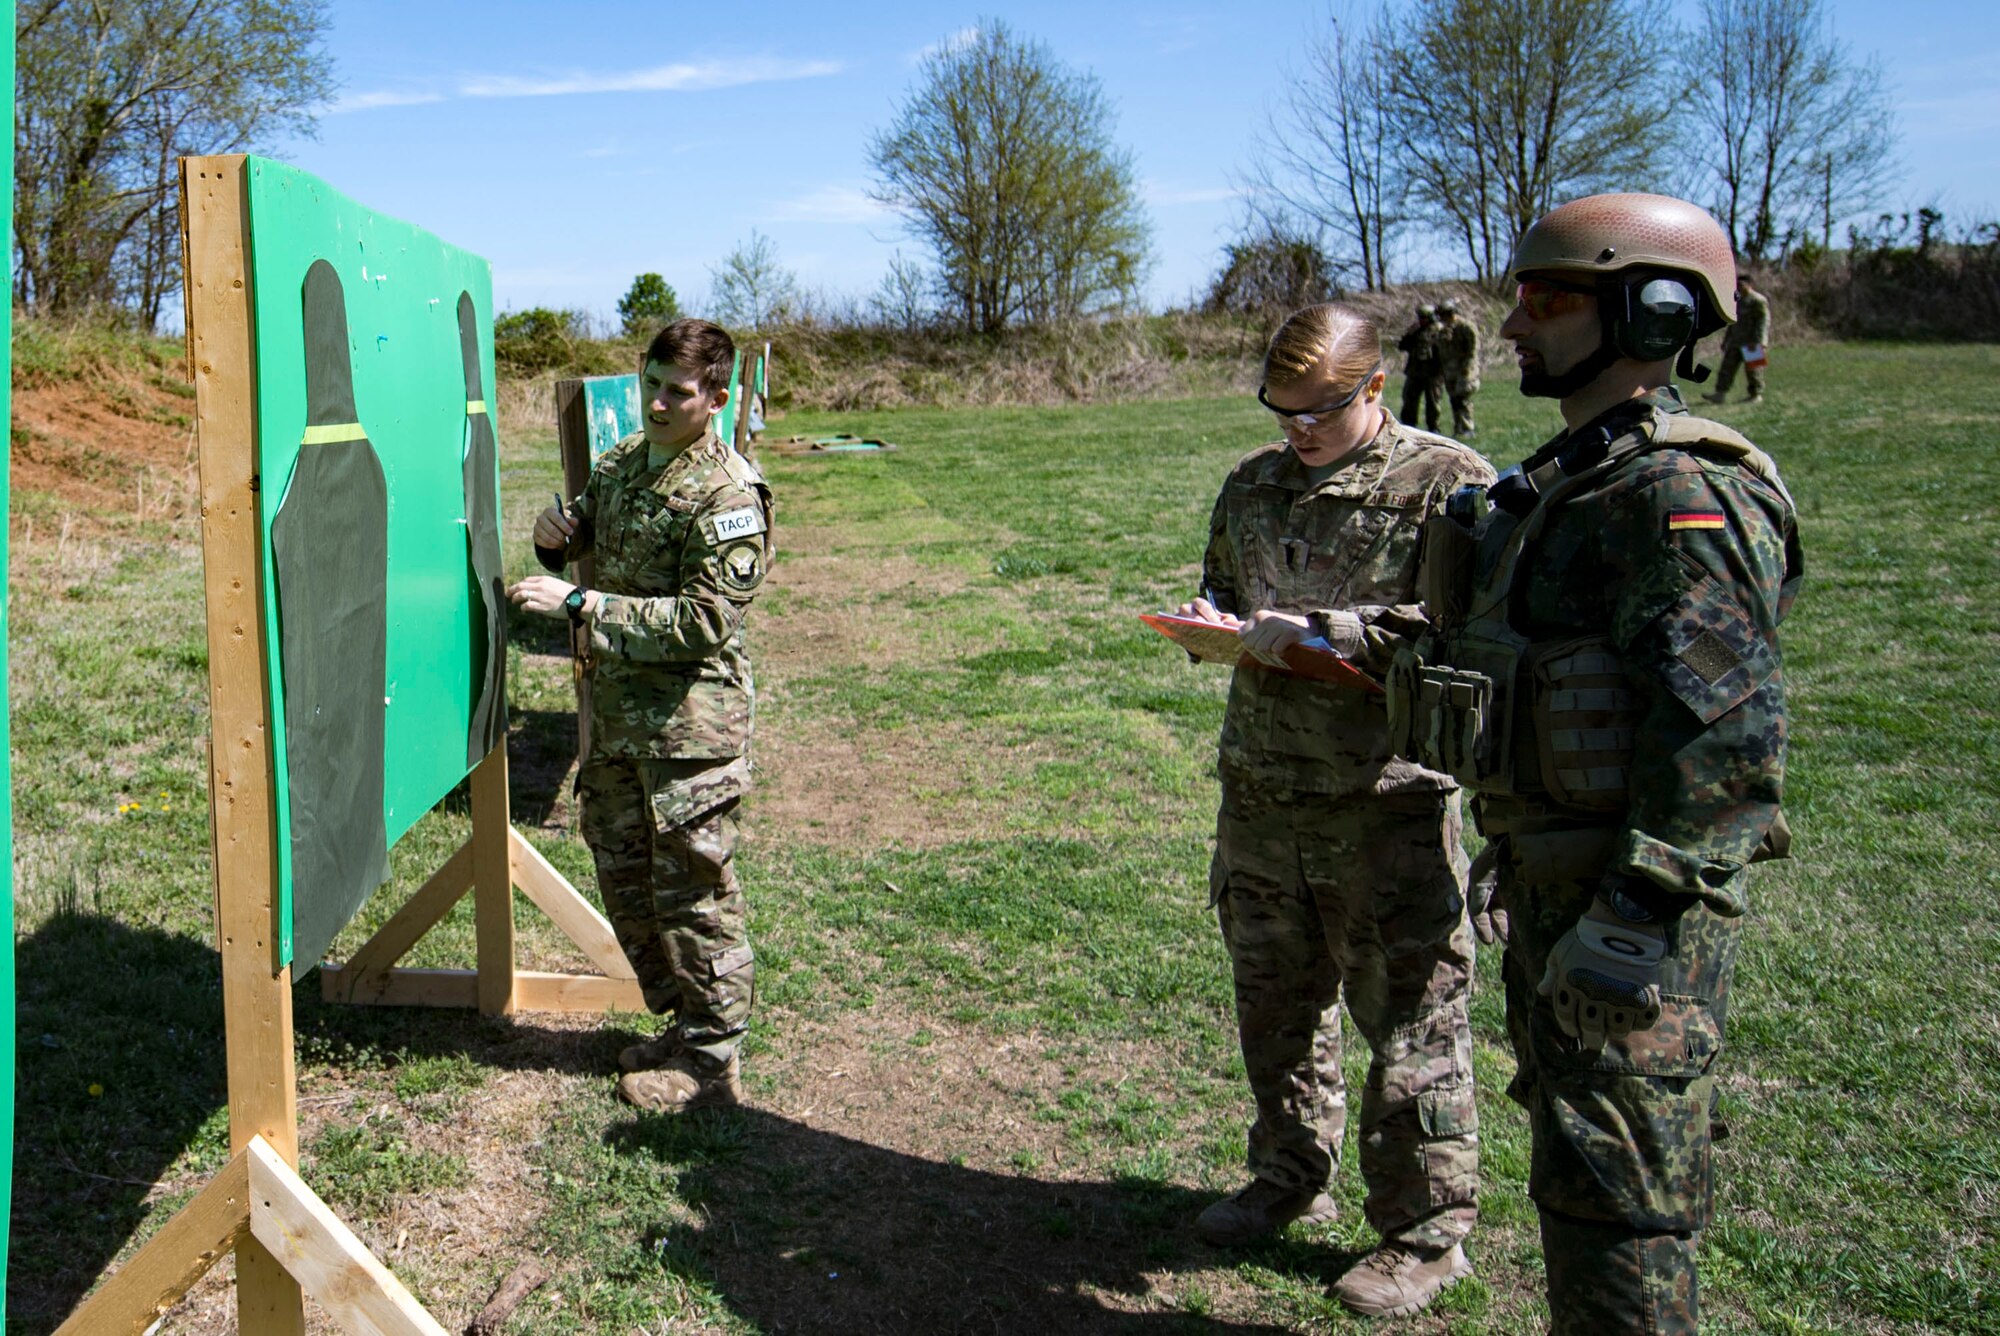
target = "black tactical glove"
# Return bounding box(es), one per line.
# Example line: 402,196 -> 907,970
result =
1538,897 -> 1666,1050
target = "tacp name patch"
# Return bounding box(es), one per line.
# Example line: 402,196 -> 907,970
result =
705,505 -> 767,543
1668,510 -> 1726,532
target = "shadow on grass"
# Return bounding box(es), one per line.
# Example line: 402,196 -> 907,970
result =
505,706 -> 582,830
8,913 -> 228,1333
603,1108 -> 1325,1334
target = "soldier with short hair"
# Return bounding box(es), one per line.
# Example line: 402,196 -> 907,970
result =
1707,270 -> 1771,403
1397,303 -> 1444,431
508,317 -> 774,1113
1391,194 -> 1801,1331
1177,302 -> 1495,1318
1435,299 -> 1481,435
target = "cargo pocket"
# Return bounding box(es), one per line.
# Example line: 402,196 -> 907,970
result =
1529,994 -> 1721,1230
709,943 -> 754,980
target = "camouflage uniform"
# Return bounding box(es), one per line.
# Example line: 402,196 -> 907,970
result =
545,428 -> 773,1072
1714,287 -> 1771,400
1401,387 -> 1800,1331
1436,312 -> 1481,436
1201,414 -> 1495,1252
1397,318 -> 1443,432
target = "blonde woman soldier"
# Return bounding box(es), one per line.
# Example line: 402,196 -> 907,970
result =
1174,304 -> 1496,1317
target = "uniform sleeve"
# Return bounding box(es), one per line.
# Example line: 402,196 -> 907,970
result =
1602,465 -> 1796,916
1199,484 -> 1242,618
589,481 -> 771,663
1310,451 -> 1498,673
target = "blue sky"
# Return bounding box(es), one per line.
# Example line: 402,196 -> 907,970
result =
269,1 -> 1999,322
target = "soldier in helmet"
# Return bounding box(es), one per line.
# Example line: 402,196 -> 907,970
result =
1397,303 -> 1444,431
1388,195 -> 1802,1331
1706,270 -> 1771,404
1434,299 -> 1481,435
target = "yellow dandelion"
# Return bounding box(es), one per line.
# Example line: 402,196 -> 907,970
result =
88,1082 -> 104,1097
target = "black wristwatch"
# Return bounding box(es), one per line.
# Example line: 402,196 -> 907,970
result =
563,587 -> 589,622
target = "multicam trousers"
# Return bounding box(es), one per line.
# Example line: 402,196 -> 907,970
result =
1502,868 -> 1741,1335
1211,778 -> 1479,1251
1713,344 -> 1766,400
579,757 -> 755,1071
1401,372 -> 1442,433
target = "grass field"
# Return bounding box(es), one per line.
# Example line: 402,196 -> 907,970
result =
8,342 -> 1998,1333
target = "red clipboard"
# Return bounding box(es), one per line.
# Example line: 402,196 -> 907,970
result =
1141,613 -> 1382,692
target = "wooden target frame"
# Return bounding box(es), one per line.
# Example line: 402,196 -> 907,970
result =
57,154 -> 643,1335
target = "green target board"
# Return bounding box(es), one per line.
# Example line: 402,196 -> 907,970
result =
243,158 -> 505,969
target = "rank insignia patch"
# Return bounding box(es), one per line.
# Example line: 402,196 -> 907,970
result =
1668,510 -> 1726,532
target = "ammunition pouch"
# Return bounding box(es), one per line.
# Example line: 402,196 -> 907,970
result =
1391,630 -> 1641,819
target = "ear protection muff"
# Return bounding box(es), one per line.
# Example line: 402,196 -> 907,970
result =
1594,272 -> 1713,382
1608,275 -> 1698,361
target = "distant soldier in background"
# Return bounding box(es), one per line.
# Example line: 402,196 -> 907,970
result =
1397,304 -> 1443,431
1707,271 -> 1770,403
1178,302 -> 1494,1318
1435,299 -> 1481,435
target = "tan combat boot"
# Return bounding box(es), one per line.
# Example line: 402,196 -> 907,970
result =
617,1030 -> 684,1073
616,1053 -> 741,1112
1331,1241 -> 1472,1317
1195,1179 -> 1337,1246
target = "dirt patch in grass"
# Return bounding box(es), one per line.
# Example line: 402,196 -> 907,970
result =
153,1011 -> 620,1334
620,1001 -> 1320,1334
11,379 -> 199,528
752,720 -> 1074,853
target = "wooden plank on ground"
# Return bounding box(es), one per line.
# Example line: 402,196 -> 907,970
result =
181,150 -> 306,1336
513,970 -> 648,1012
321,841 -> 474,1000
319,968 -> 645,1013
53,1151 -> 252,1336
470,743 -> 517,1016
508,827 -> 634,979
245,1138 -> 449,1336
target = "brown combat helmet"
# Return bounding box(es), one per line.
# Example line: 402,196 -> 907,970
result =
1508,193 -> 1737,334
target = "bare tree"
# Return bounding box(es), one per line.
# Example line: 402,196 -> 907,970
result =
13,0 -> 333,321
1240,6 -> 1401,291
1384,0 -> 1678,284
708,230 -> 800,330
868,20 -> 1150,333
1685,0 -> 1897,260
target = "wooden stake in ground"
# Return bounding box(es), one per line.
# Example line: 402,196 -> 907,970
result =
466,1260 -> 550,1335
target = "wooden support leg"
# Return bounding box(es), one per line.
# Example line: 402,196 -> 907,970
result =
52,1151 -> 252,1336
471,741 -> 516,1016
246,1137 -> 448,1336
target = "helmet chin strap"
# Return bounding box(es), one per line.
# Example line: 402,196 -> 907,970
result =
1677,343 -> 1712,384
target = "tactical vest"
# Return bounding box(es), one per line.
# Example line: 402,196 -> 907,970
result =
1387,409 -> 1788,834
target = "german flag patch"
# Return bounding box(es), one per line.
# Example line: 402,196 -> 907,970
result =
1668,510 -> 1726,532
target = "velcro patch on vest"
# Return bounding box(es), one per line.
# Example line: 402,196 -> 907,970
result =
1679,628 -> 1742,685
1668,510 -> 1727,532
703,505 -> 767,544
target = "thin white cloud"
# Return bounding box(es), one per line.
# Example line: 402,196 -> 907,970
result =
771,185 -> 891,224
461,56 -> 841,99
334,56 -> 840,114
330,88 -> 447,113
912,26 -> 980,64
1142,181 -> 1245,207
